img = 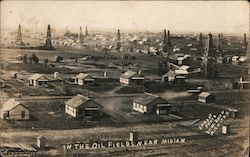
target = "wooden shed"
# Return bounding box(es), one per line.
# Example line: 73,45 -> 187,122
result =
198,92 -> 215,103
0,98 -> 30,120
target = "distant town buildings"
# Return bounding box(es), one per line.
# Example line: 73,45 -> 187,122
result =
0,98 -> 30,120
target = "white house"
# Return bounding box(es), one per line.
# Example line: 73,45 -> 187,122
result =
120,71 -> 144,85
28,73 -> 49,87
74,73 -> 94,85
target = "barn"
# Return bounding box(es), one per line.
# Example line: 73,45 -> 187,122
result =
65,94 -> 102,118
74,73 -> 94,85
28,73 -> 49,87
120,71 -> 144,85
133,93 -> 171,115
198,92 -> 216,103
0,98 -> 30,120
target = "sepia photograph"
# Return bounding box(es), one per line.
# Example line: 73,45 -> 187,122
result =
0,0 -> 249,156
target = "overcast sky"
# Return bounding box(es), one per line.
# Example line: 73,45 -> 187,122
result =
1,1 -> 249,34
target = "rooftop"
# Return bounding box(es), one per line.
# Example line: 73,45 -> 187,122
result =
120,70 -> 138,79
28,73 -> 48,81
1,98 -> 24,111
133,93 -> 167,105
75,73 -> 90,79
199,92 -> 212,97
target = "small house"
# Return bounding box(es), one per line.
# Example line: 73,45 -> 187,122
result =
37,136 -> 47,148
198,92 -> 215,103
28,73 -> 49,87
74,73 -> 94,85
0,98 -> 30,120
133,93 -> 171,115
65,94 -> 102,118
120,71 -> 144,85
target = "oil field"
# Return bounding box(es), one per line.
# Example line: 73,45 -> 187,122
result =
0,1 -> 249,157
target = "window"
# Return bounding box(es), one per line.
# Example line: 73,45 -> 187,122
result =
21,111 -> 25,118
143,106 -> 147,112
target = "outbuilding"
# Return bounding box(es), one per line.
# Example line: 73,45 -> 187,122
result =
198,92 -> 215,103
28,73 -> 49,87
0,78 -> 4,88
0,98 -> 30,120
120,70 -> 144,85
65,94 -> 102,118
74,73 -> 94,85
162,70 -> 176,82
239,76 -> 250,89
133,93 -> 171,115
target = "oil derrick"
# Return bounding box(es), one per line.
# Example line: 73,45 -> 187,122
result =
15,25 -> 25,46
243,33 -> 247,47
202,33 -> 218,78
85,26 -> 88,37
217,34 -> 222,51
247,41 -> 250,74
162,29 -> 172,54
220,34 -> 224,44
116,29 -> 121,51
198,33 -> 204,54
79,26 -> 84,43
45,24 -> 54,49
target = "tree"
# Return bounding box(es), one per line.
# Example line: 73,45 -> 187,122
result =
44,59 -> 49,68
22,54 -> 28,63
158,61 -> 169,75
31,53 -> 39,64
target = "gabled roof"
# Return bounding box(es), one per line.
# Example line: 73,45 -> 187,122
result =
1,98 -> 26,111
175,69 -> 189,75
28,73 -> 48,81
163,70 -> 176,77
120,71 -> 138,79
179,65 -> 190,70
133,93 -> 167,106
65,94 -> 100,108
199,92 -> 212,98
75,73 -> 91,79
